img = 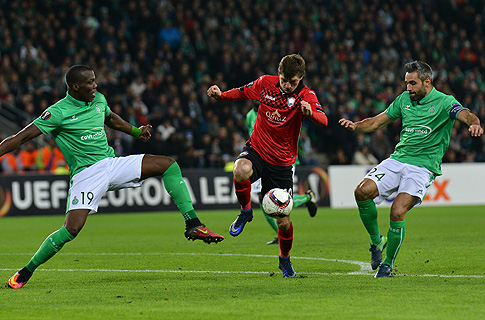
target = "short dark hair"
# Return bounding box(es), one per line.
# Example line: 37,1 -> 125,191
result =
403,61 -> 433,83
65,65 -> 93,87
278,54 -> 305,79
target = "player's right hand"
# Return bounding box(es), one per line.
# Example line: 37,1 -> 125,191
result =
207,85 -> 221,99
138,124 -> 152,141
339,118 -> 356,131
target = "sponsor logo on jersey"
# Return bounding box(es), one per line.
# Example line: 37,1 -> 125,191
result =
266,110 -> 287,124
265,95 -> 276,101
80,127 -> 105,141
287,97 -> 295,107
41,110 -> 51,120
405,105 -> 411,111
404,125 -> 432,136
70,116 -> 78,121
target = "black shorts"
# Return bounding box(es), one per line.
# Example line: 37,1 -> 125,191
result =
236,145 -> 293,196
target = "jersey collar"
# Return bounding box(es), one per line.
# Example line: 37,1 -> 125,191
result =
275,79 -> 305,96
66,92 -> 90,107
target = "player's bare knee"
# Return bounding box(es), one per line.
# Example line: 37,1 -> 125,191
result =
64,225 -> 81,238
354,180 -> 378,201
142,155 -> 175,179
354,186 -> 371,201
157,155 -> 175,169
390,208 -> 407,221
276,217 -> 291,230
233,159 -> 252,181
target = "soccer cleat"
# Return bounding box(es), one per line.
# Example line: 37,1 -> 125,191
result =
369,235 -> 387,270
184,225 -> 224,244
279,255 -> 297,277
306,189 -> 318,217
7,272 -> 28,289
374,264 -> 393,278
229,210 -> 253,237
266,237 -> 278,245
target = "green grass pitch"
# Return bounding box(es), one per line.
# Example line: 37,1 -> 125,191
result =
1,206 -> 484,319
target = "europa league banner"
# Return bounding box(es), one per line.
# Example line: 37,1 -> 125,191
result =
0,167 -> 329,217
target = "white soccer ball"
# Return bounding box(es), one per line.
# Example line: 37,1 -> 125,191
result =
262,188 -> 293,218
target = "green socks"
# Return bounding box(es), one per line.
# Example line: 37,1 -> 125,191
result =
383,220 -> 406,267
356,199 -> 381,245
260,205 -> 278,233
292,194 -> 309,208
26,226 -> 74,272
162,162 -> 197,221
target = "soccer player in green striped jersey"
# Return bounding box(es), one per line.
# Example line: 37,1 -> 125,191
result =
3,65 -> 223,289
339,61 -> 483,277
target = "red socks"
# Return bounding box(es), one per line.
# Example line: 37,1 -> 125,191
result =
278,223 -> 293,258
234,178 -> 252,211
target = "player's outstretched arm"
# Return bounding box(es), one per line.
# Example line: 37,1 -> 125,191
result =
456,109 -> 484,137
339,112 -> 393,133
105,112 -> 152,141
0,123 -> 42,158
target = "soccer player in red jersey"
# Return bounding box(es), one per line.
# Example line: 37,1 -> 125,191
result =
207,54 -> 328,277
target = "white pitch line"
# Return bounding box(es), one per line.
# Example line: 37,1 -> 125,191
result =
1,252 -> 483,278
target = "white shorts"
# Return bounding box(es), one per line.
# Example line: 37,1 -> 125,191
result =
251,165 -> 296,194
364,158 -> 436,206
67,155 -> 144,214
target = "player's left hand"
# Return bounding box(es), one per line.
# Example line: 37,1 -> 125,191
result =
469,124 -> 484,137
138,124 -> 152,141
301,100 -> 312,117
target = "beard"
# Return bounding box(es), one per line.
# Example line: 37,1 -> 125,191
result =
409,86 -> 426,101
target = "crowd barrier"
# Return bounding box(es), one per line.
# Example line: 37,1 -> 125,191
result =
2,162 -> 481,217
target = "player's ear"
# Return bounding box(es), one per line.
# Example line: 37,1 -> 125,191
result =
424,77 -> 432,87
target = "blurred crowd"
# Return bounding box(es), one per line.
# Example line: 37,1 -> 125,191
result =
0,0 -> 484,174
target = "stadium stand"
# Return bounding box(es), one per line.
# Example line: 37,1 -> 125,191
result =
0,0 -> 483,172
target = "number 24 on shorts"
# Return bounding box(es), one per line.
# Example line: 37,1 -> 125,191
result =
367,167 -> 385,181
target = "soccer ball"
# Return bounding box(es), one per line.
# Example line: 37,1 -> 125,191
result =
262,188 -> 293,218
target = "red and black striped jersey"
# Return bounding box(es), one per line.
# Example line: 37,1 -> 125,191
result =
217,75 -> 327,166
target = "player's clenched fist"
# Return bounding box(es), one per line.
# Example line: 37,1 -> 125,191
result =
300,100 -> 312,117
207,85 -> 221,98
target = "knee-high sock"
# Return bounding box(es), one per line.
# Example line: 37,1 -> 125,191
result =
278,223 -> 293,258
292,194 -> 309,208
382,220 -> 406,268
163,162 -> 197,221
234,178 -> 252,211
26,226 -> 75,273
356,199 -> 381,245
